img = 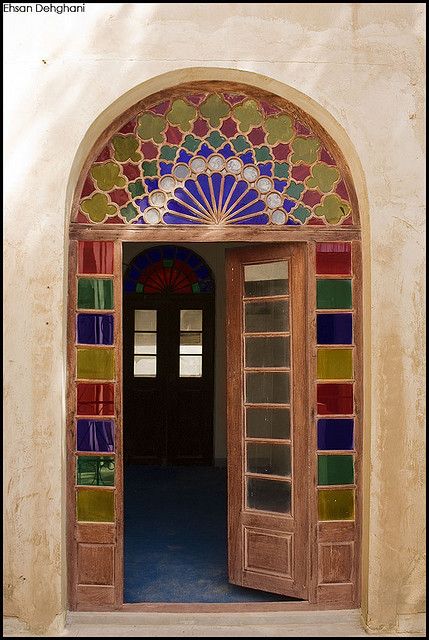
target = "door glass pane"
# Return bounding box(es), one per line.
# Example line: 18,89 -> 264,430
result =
246,372 -> 290,404
244,261 -> 289,297
247,443 -> 291,476
76,488 -> 114,522
245,336 -> 290,368
246,407 -> 291,439
135,310 -> 157,331
77,456 -> 115,486
245,300 -> 289,333
134,333 -> 157,354
76,348 -> 115,380
180,355 -> 202,377
317,348 -> 353,380
180,309 -> 202,331
318,488 -> 354,521
134,355 -> 156,377
247,477 -> 291,513
318,454 -> 354,485
180,332 -> 203,354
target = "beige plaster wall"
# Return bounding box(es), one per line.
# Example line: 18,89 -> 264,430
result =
3,3 -> 425,635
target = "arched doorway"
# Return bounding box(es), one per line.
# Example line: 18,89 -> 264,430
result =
67,77 -> 362,610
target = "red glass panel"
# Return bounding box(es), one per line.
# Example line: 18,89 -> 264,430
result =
78,241 -> 114,274
77,383 -> 114,416
316,243 -> 351,275
317,383 -> 353,415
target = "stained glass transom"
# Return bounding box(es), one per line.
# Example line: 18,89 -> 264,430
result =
74,85 -> 356,227
124,245 -> 214,294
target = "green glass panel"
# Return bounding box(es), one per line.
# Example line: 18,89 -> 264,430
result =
318,488 -> 354,520
76,488 -> 114,522
77,278 -> 113,310
318,455 -> 354,485
317,348 -> 353,379
317,279 -> 352,309
77,456 -> 115,486
77,348 -> 115,380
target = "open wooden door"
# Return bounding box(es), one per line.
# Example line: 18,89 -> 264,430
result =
226,243 -> 308,599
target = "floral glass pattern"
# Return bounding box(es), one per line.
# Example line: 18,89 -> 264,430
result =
74,88 -> 355,227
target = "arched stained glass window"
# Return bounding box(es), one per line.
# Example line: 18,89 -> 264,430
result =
123,245 -> 214,294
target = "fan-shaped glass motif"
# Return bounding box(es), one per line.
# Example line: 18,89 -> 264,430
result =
124,245 -> 214,294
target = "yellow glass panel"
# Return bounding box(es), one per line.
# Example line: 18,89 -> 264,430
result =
317,348 -> 353,380
76,488 -> 114,522
77,348 -> 115,380
318,488 -> 354,520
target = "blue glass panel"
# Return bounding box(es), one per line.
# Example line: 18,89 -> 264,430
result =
235,213 -> 269,225
317,313 -> 353,345
240,151 -> 254,164
124,280 -> 136,292
132,217 -> 146,225
283,199 -> 296,212
77,314 -> 114,345
187,253 -> 201,267
258,162 -> 273,176
163,213 -> 201,224
317,419 -> 354,450
128,266 -> 141,280
147,247 -> 163,262
176,247 -> 192,262
211,172 -> 222,205
183,179 -> 206,208
135,196 -> 149,212
227,180 -> 248,210
160,162 -> 173,175
177,149 -> 192,163
198,143 -> 213,158
196,174 -> 212,201
196,265 -> 209,278
133,254 -> 150,271
286,218 -> 300,225
229,199 -> 265,220
221,174 -> 236,208
167,199 -> 200,217
145,179 -> 159,192
77,419 -> 115,452
163,245 -> 176,259
174,187 -> 205,213
228,188 -> 257,214
219,143 -> 234,158
274,179 -> 288,192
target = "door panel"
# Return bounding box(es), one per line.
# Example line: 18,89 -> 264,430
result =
226,243 -> 308,599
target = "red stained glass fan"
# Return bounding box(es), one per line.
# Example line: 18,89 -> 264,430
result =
124,245 -> 214,294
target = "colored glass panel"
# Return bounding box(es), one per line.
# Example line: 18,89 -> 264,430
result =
78,241 -> 114,274
318,455 -> 354,485
245,300 -> 289,333
246,372 -> 290,404
317,383 -> 353,415
317,348 -> 353,380
247,443 -> 291,476
316,243 -> 351,275
317,279 -> 352,309
77,278 -> 114,310
76,348 -> 115,380
245,336 -> 290,368
247,478 -> 291,513
244,261 -> 289,297
124,245 -> 214,294
77,456 -> 115,486
77,314 -> 114,345
76,419 -> 115,452
76,488 -> 114,522
317,313 -> 353,345
317,419 -> 354,450
246,407 -> 291,440
318,488 -> 354,520
76,383 -> 114,416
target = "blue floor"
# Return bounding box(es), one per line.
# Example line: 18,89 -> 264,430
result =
124,465 -> 296,603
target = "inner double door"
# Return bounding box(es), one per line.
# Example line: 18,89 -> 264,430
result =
123,295 -> 215,465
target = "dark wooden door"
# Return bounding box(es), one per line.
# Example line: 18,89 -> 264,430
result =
123,294 -> 215,465
226,243 -> 308,598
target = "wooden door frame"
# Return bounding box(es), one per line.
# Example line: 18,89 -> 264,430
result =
67,226 -> 362,612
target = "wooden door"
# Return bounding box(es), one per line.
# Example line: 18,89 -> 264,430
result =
226,243 -> 308,598
123,294 -> 215,465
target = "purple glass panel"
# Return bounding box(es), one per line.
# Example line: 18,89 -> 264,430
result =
317,419 -> 354,450
77,419 -> 115,452
221,174 -> 236,208
229,188 -> 259,215
145,179 -> 159,192
317,313 -> 353,345
77,314 -> 114,345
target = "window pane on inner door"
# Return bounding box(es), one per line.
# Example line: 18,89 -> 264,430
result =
134,310 -> 157,377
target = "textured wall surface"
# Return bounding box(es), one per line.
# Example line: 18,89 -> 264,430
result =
3,3 -> 425,634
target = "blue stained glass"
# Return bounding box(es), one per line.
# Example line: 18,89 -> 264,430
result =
177,149 -> 192,163
174,187 -> 206,213
162,245 -> 176,260
211,172 -> 222,198
274,179 -> 288,192
235,213 -> 269,225
145,179 -> 159,192
167,199 -> 200,217
197,173 -> 212,201
317,313 -> 353,345
163,213 -> 201,224
283,199 -> 296,212
147,247 -> 163,262
221,174 -> 237,208
196,266 -> 209,278
135,196 -> 149,212
187,253 -> 201,268
229,188 -> 259,215
124,280 -> 136,292
77,314 -> 114,345
227,180 -> 248,210
183,178 -> 204,205
229,199 -> 265,220
258,163 -> 273,176
286,218 -> 300,225
77,419 -> 115,452
132,217 -> 146,224
198,143 -> 214,158
219,144 -> 234,158
160,162 -> 173,175
128,266 -> 141,280
317,419 -> 354,450
133,254 -> 150,271
240,151 -> 254,164
176,247 -> 192,261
